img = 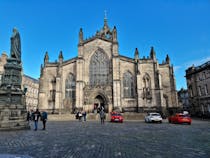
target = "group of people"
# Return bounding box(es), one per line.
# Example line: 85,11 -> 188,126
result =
76,111 -> 87,121
75,107 -> 106,124
27,109 -> 48,131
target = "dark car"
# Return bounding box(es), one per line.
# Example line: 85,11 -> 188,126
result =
110,112 -> 123,123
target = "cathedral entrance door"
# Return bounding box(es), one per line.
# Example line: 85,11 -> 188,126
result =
94,95 -> 108,113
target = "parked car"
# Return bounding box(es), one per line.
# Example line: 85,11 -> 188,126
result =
110,112 -> 123,123
145,112 -> 163,123
168,113 -> 191,125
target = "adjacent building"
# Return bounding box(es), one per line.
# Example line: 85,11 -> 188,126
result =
38,18 -> 178,115
186,61 -> 210,117
177,88 -> 190,111
22,75 -> 39,111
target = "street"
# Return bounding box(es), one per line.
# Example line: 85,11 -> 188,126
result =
0,119 -> 210,158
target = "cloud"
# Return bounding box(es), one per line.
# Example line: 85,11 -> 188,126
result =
173,66 -> 181,73
174,56 -> 210,72
183,56 -> 210,68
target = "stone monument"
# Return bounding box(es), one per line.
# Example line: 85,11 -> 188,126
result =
0,28 -> 29,130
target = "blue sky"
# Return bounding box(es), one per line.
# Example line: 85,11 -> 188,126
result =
0,0 -> 210,90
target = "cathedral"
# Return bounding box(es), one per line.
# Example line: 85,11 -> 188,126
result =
38,18 -> 178,115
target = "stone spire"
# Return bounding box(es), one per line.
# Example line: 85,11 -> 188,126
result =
79,28 -> 83,44
134,48 -> 139,61
166,54 -> 170,64
104,10 -> 108,29
150,46 -> 156,61
103,10 -> 110,34
112,26 -> 117,42
40,64 -> 43,75
44,51 -> 49,65
59,50 -> 63,63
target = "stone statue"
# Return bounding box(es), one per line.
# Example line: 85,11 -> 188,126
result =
10,28 -> 21,61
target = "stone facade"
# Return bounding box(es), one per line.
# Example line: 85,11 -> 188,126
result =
38,18 -> 178,115
186,61 -> 210,117
22,75 -> 39,111
177,88 -> 190,111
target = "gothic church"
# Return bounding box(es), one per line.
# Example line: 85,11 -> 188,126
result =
38,18 -> 178,115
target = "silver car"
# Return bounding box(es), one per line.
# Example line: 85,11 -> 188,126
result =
145,112 -> 163,123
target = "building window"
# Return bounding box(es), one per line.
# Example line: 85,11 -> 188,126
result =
143,74 -> 152,99
204,84 -> 208,95
198,86 -> 202,96
208,104 -> 210,113
188,86 -> 193,97
202,72 -> 206,80
89,49 -> 109,86
201,104 -> 205,114
0,74 -> 2,85
123,71 -> 134,98
65,73 -> 76,99
50,90 -> 56,101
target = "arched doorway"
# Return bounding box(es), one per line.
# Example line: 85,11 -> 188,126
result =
93,95 -> 108,113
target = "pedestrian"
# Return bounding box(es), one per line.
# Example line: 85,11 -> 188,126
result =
27,111 -> 30,122
100,109 -> 105,124
75,111 -> 79,119
32,109 -> 41,131
82,110 -> 87,121
41,111 -> 48,130
78,111 -> 82,121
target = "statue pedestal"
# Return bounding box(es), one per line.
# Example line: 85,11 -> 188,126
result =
0,90 -> 30,130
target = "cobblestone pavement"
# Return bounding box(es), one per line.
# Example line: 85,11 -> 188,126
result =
0,119 -> 210,158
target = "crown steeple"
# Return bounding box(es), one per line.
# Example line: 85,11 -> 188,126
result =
103,10 -> 108,29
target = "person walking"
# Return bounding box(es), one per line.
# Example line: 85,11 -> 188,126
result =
82,110 -> 87,121
26,111 -> 30,122
32,109 -> 41,131
41,111 -> 48,130
100,109 -> 105,124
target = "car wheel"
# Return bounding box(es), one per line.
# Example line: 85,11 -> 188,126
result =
159,121 -> 162,123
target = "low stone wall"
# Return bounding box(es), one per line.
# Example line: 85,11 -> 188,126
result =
48,112 -> 146,121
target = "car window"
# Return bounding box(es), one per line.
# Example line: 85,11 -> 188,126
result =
112,114 -> 121,116
178,114 -> 185,117
151,113 -> 160,116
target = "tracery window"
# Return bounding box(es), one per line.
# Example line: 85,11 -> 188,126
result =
123,71 -> 134,98
65,73 -> 76,99
143,73 -> 152,99
89,50 -> 109,86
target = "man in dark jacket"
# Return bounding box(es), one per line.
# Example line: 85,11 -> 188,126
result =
32,109 -> 41,131
41,111 -> 48,130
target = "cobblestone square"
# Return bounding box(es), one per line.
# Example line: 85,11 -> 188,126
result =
0,119 -> 210,158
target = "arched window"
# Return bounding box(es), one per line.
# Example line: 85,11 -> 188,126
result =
143,73 -> 152,99
123,71 -> 134,98
65,73 -> 76,99
89,49 -> 109,86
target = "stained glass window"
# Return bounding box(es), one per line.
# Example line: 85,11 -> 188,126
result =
65,73 -> 76,99
89,50 -> 109,86
123,72 -> 134,98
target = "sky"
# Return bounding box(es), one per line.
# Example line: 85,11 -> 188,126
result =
0,0 -> 210,90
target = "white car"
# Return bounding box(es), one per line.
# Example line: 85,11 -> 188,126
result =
145,112 -> 163,123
